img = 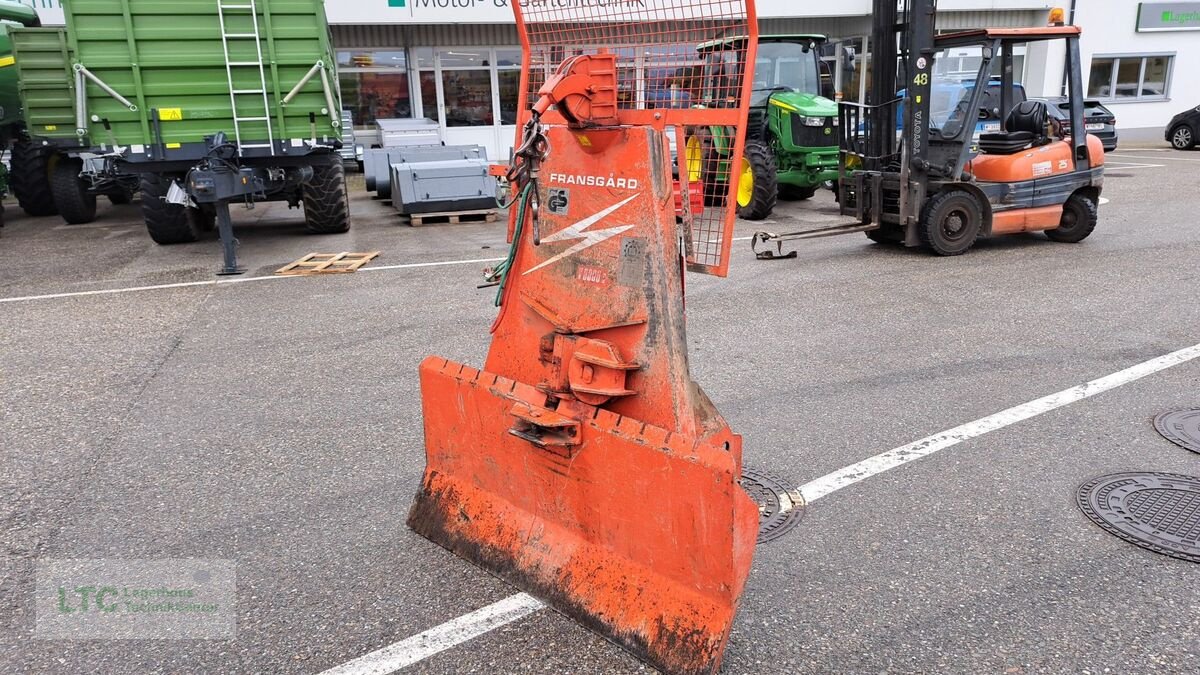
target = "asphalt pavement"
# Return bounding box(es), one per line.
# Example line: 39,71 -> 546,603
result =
1,147 -> 1198,674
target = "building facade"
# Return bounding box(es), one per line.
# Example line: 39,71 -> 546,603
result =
19,1 -> 1200,154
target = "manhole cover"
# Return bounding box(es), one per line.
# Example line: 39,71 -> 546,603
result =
741,467 -> 805,544
1153,409 -> 1200,454
1077,472 -> 1200,563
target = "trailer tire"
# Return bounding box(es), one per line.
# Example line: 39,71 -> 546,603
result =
51,157 -> 98,225
108,190 -> 132,206
1045,191 -> 1098,243
736,141 -> 778,221
778,184 -> 817,201
303,161 -> 351,234
10,142 -> 59,217
141,173 -> 200,244
919,189 -> 982,256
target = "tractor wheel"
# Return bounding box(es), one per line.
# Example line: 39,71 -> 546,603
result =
735,141 -> 778,221
779,184 -> 817,201
141,173 -> 200,244
302,161 -> 351,234
685,129 -> 725,206
51,157 -> 98,225
918,189 -> 982,256
9,141 -> 59,217
1045,192 -> 1098,243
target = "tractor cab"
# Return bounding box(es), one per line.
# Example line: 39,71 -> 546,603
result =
686,34 -> 839,221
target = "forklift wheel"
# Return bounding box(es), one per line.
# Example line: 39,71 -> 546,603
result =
1045,192 -> 1098,243
919,190 -> 982,256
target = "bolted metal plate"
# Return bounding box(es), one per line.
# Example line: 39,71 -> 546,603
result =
1153,409 -> 1200,454
741,467 -> 805,544
1077,472 -> 1200,564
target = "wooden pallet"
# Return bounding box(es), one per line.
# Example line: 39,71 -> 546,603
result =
403,209 -> 499,227
275,251 -> 380,276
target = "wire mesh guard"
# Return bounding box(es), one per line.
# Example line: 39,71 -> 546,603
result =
513,0 -> 756,276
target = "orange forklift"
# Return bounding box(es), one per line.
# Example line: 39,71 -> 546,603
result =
753,4 -> 1106,258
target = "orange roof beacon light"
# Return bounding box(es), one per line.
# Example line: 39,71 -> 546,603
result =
1049,7 -> 1067,26
406,1 -> 761,674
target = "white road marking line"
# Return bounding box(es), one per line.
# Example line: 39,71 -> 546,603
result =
317,594 -> 545,675
326,341 -> 1200,674
1109,153 -> 1200,163
1103,162 -> 1164,170
1100,197 -> 1111,205
0,256 -> 506,305
799,341 -> 1200,502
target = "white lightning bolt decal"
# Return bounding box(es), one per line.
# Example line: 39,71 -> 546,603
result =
523,193 -> 640,275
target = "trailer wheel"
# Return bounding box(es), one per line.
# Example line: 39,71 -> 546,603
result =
736,141 -> 778,221
108,190 -> 132,206
778,184 -> 817,201
141,173 -> 200,244
919,189 -> 982,256
51,157 -> 98,225
1045,192 -> 1098,243
9,142 -> 59,217
302,161 -> 351,234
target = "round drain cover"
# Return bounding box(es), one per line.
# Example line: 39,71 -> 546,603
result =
741,467 -> 805,544
1153,409 -> 1200,454
1077,472 -> 1200,564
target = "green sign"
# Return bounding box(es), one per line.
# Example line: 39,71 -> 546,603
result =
388,0 -> 406,7
1138,2 -> 1200,31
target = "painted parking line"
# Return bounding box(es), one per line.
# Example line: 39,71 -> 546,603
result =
0,256 -> 506,305
1108,153 -> 1200,163
1104,161 -> 1165,171
320,340 -> 1200,675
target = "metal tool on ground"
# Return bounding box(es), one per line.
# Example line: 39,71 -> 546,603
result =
685,34 -> 840,221
1077,472 -> 1200,564
753,4 -> 1106,259
275,251 -> 379,276
407,2 -> 760,673
11,0 -> 349,272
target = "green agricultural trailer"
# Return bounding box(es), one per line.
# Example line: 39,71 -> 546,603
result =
685,34 -> 840,221
14,0 -> 348,273
0,0 -> 60,227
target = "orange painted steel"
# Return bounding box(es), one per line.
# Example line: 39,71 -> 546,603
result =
969,135 -> 1105,183
407,2 -> 760,674
991,205 -> 1066,234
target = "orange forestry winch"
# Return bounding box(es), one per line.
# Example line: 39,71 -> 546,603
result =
407,2 -> 761,673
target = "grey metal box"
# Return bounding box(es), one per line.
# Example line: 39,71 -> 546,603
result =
390,158 -> 497,215
376,118 -> 441,148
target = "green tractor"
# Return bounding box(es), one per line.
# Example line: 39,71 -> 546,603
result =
685,34 -> 840,220
0,1 -> 57,228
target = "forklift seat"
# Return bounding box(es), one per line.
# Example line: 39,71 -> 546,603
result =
978,101 -> 1049,155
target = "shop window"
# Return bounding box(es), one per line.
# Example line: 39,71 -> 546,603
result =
1088,55 -> 1173,100
419,71 -> 438,121
442,70 -> 493,127
498,70 -> 521,125
337,50 -> 411,126
439,48 -> 490,68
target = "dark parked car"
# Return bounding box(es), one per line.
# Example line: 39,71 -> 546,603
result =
1166,104 -> 1200,150
1034,97 -> 1118,151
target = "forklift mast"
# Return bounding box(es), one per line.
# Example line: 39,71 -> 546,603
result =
867,0 -> 937,227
